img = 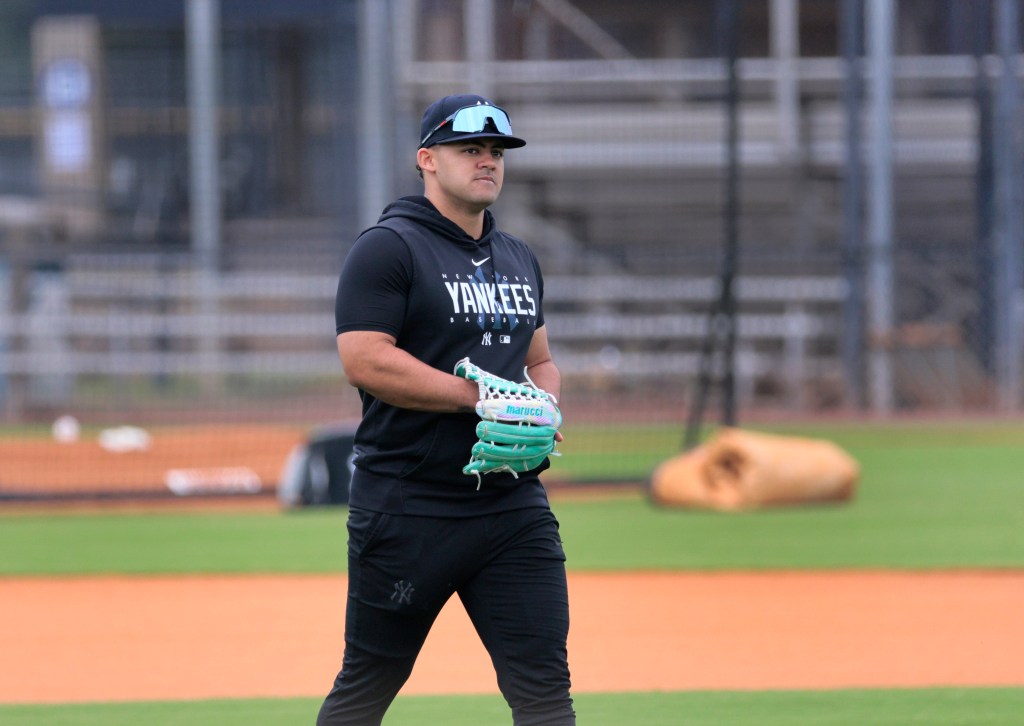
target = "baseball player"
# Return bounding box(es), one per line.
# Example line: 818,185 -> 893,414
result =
316,94 -> 575,725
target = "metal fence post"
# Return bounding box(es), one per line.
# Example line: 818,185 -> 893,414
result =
994,0 -> 1024,410
866,0 -> 895,413
186,0 -> 223,391
840,0 -> 866,409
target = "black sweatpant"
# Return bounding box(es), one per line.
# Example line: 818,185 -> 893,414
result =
316,505 -> 575,726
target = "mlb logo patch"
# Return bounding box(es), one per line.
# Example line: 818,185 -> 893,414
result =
499,335 -> 511,344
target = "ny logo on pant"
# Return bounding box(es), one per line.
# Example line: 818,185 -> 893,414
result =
391,580 -> 415,605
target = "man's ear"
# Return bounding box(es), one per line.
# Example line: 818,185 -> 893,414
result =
416,147 -> 436,173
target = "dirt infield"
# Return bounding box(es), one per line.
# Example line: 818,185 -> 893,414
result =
0,426 -> 306,496
2,571 -> 1022,704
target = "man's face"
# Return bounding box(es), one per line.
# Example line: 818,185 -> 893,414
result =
424,139 -> 505,211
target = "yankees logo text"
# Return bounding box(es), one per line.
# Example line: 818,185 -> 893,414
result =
444,280 -> 536,317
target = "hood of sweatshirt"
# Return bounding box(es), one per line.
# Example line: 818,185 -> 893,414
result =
378,195 -> 496,249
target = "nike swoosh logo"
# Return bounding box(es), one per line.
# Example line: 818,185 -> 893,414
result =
472,257 -> 491,267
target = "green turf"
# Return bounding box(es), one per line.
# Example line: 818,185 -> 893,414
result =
0,507 -> 347,575
2,688 -> 1023,726
547,419 -> 1024,481
557,420 -> 1024,569
2,420 -> 1022,574
558,445 -> 1024,570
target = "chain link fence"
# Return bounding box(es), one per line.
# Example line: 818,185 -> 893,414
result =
0,0 -> 1020,498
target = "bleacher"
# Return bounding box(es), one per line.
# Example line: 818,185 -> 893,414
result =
0,257 -> 845,412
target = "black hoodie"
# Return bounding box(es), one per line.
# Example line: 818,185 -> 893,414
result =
335,196 -> 552,516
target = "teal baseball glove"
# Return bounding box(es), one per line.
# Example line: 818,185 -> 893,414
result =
454,357 -> 562,487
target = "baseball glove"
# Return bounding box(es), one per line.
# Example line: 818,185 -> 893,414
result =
454,357 -> 562,487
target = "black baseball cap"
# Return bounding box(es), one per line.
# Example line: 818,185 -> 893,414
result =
418,94 -> 527,149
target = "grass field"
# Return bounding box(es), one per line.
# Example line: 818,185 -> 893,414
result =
3,421 -> 1022,575
548,419 -> 1024,481
1,420 -> 1022,724
4,688 -> 1024,726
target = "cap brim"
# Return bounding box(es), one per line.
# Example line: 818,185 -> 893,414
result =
425,132 -> 526,149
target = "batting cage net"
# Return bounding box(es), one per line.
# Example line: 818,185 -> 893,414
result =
0,0 -> 1020,502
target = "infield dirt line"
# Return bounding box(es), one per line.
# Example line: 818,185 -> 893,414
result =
1,571 -> 1022,704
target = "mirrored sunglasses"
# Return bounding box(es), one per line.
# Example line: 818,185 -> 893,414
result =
420,104 -> 515,147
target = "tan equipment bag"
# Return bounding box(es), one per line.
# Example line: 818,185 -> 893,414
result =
650,428 -> 859,511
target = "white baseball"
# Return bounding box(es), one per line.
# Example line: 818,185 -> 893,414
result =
52,415 -> 81,443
